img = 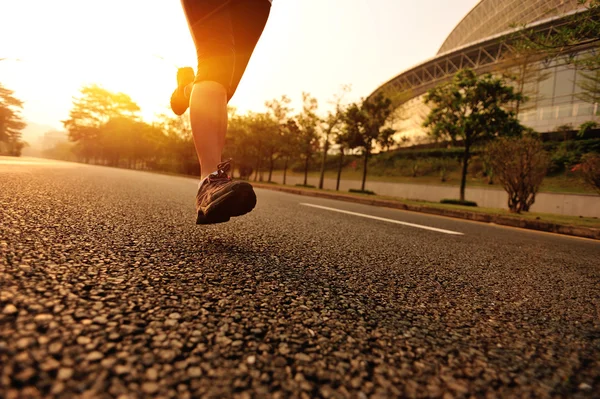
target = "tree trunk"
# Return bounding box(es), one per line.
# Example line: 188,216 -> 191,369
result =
336,149 -> 344,191
460,143 -> 470,202
254,157 -> 260,182
283,157 -> 288,185
318,139 -> 329,189
523,192 -> 535,212
268,154 -> 274,183
361,150 -> 369,192
508,190 -> 518,213
303,154 -> 309,186
254,143 -> 262,182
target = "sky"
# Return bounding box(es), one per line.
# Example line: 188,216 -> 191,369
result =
0,0 -> 479,135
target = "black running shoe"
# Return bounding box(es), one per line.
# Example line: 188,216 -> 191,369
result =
196,160 -> 257,224
170,67 -> 195,116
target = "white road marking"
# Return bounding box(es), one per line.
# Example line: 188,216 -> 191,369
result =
300,203 -> 464,235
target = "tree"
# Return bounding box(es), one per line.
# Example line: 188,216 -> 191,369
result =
378,127 -> 397,151
0,84 -> 26,156
280,119 -> 301,185
63,84 -> 140,163
156,113 -> 198,175
100,116 -> 134,166
239,112 -> 278,182
265,96 -> 292,183
224,108 -> 253,179
423,69 -> 525,202
486,136 -> 550,213
333,128 -> 350,191
318,85 -> 350,189
344,93 -> 395,192
260,115 -> 281,183
296,93 -> 320,186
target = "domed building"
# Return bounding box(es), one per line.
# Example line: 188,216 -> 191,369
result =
370,0 -> 598,144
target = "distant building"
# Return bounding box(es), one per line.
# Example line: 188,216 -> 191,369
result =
370,0 -> 599,144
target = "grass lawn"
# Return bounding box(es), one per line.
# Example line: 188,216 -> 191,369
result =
261,169 -> 597,195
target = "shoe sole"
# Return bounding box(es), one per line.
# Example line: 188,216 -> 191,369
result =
196,182 -> 257,225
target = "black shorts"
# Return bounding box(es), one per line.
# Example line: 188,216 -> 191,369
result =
181,0 -> 271,101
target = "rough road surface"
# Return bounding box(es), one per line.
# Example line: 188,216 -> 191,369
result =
1,158 -> 599,398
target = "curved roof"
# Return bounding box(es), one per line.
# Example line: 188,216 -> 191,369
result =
438,0 -> 582,54
369,9 -> 592,108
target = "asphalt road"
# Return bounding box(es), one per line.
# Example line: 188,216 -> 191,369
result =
1,158 -> 599,399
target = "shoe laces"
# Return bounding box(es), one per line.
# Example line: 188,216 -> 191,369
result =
207,159 -> 232,183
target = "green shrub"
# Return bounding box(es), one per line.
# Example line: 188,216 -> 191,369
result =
547,140 -> 593,174
440,199 -> 478,207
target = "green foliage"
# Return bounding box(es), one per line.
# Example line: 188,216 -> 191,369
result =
542,138 -> 600,153
578,121 -> 598,138
296,93 -> 321,185
546,139 -> 600,174
343,93 -> 395,191
319,87 -> 349,189
264,95 -> 293,182
423,69 -> 524,145
224,110 -> 255,177
265,97 -> 294,155
440,199 -> 478,207
42,141 -> 77,162
63,84 -> 142,164
0,84 -> 26,156
381,147 -> 467,160
223,93 -> 323,184
423,68 -> 525,201
344,94 -> 395,151
154,114 -> 198,175
349,189 -> 376,195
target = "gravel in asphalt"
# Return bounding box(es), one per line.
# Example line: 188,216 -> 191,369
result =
1,159 -> 599,398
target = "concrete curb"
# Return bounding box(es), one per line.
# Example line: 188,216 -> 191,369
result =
253,183 -> 600,240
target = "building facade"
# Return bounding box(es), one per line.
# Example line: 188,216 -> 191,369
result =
371,0 -> 599,144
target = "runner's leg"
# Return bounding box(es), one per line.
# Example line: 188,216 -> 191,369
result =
180,0 -> 234,180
